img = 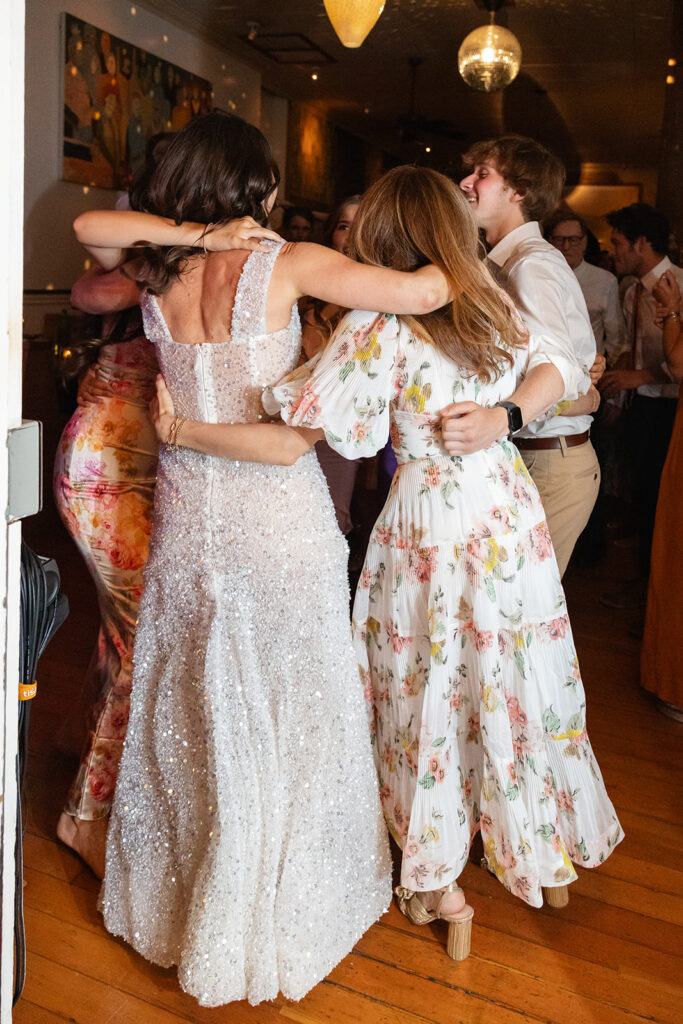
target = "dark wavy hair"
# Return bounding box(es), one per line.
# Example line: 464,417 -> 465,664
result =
606,203 -> 669,257
135,112 -> 280,293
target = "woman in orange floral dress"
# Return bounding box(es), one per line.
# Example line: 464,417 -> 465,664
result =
641,271 -> 683,719
54,280 -> 158,877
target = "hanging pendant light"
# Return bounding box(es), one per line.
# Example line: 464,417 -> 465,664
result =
458,0 -> 521,92
323,0 -> 386,49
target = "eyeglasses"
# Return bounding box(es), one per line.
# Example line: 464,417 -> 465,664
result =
550,234 -> 585,247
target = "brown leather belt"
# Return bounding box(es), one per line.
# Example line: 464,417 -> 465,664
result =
515,430 -> 590,451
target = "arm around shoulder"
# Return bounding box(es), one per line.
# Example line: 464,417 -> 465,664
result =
284,243 -> 449,315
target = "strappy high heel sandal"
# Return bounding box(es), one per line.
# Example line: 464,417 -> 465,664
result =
395,881 -> 474,961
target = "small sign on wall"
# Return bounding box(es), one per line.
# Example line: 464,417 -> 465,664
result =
61,12 -> 213,190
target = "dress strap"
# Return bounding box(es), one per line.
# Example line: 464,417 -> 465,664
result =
140,292 -> 175,347
231,239 -> 285,342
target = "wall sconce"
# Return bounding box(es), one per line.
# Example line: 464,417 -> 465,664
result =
458,0 -> 521,92
323,0 -> 385,48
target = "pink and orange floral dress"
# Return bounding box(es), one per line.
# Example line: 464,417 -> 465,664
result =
267,309 -> 624,907
54,312 -> 158,819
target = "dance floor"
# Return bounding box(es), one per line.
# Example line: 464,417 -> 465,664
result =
14,514 -> 683,1024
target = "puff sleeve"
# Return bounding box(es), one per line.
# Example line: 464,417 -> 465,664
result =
263,309 -> 401,459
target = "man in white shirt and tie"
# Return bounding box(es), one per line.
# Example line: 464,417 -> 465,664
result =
599,203 -> 682,606
448,135 -> 600,576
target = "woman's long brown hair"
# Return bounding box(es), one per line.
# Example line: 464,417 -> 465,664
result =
349,166 -> 526,380
134,112 -> 280,294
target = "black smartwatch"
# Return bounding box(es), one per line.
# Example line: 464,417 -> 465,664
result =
495,401 -> 523,437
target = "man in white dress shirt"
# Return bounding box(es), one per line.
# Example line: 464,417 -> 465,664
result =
546,211 -> 625,361
456,135 -> 599,576
547,211 -> 626,561
599,203 -> 682,605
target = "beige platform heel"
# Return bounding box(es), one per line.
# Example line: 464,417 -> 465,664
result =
543,884 -> 569,908
395,881 -> 474,961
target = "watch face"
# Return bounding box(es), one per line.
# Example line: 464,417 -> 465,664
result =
509,404 -> 523,434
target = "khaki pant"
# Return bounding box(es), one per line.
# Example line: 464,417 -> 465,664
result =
521,440 -> 600,577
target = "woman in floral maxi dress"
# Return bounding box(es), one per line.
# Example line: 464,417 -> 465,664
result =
54,304 -> 159,876
255,167 -> 622,948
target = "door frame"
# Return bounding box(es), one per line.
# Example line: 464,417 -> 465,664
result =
1,0 -> 26,1019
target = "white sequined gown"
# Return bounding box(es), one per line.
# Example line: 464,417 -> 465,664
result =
100,245 -> 392,1007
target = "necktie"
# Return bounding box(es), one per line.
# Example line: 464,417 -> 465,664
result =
629,280 -> 644,369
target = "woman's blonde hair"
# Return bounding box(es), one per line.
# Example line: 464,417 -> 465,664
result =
349,165 -> 525,380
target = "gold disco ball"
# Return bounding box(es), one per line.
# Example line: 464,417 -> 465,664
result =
458,22 -> 522,92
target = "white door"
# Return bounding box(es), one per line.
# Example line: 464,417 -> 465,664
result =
0,1 -> 26,1020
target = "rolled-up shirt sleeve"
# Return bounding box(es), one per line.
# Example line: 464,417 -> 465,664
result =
508,256 -> 592,402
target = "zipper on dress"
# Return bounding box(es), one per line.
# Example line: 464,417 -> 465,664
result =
197,345 -> 209,422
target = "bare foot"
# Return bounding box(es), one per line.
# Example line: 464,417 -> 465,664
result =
56,811 -> 108,879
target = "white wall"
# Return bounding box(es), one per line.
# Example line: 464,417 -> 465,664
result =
261,89 -> 289,204
24,0 -> 264,290
1,1 -> 25,1016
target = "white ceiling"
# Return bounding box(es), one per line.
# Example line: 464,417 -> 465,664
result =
139,0 -> 674,179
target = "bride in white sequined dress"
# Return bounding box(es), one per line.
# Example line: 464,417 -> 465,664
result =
73,113 -> 450,1007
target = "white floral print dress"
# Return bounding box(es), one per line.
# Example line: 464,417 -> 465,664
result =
266,310 -> 623,908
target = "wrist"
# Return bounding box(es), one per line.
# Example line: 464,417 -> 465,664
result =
495,401 -> 523,438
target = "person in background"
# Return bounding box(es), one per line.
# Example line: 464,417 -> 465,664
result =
546,210 -> 625,364
546,209 -> 626,561
54,136 -> 173,878
458,135 -> 602,576
281,205 -> 315,242
301,195 -> 362,535
641,270 -> 683,719
599,203 -> 683,609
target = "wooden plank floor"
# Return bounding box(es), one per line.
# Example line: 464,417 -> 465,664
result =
14,517 -> 683,1024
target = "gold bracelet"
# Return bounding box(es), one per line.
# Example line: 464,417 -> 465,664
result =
174,417 -> 188,447
663,310 -> 681,323
165,416 -> 187,451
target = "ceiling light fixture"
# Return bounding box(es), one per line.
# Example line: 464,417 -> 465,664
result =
458,0 -> 521,93
323,0 -> 385,49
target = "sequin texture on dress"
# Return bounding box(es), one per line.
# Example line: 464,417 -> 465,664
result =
99,243 -> 392,1007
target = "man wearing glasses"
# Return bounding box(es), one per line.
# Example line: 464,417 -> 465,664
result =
546,212 -> 625,364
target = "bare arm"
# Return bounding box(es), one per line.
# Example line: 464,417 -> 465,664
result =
73,211 -> 282,270
599,364 -> 669,394
280,242 -> 449,315
654,271 -> 683,381
70,264 -> 141,314
661,318 -> 683,381
440,363 -> 565,456
151,376 -> 322,465
559,385 -> 601,417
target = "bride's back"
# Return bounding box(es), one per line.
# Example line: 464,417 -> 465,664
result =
141,242 -> 301,425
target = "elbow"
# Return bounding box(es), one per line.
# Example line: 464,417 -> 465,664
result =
668,361 -> 683,383
70,280 -> 91,313
546,364 -> 566,404
417,286 -> 443,315
283,442 -> 305,466
73,212 -> 89,244
70,274 -> 106,314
